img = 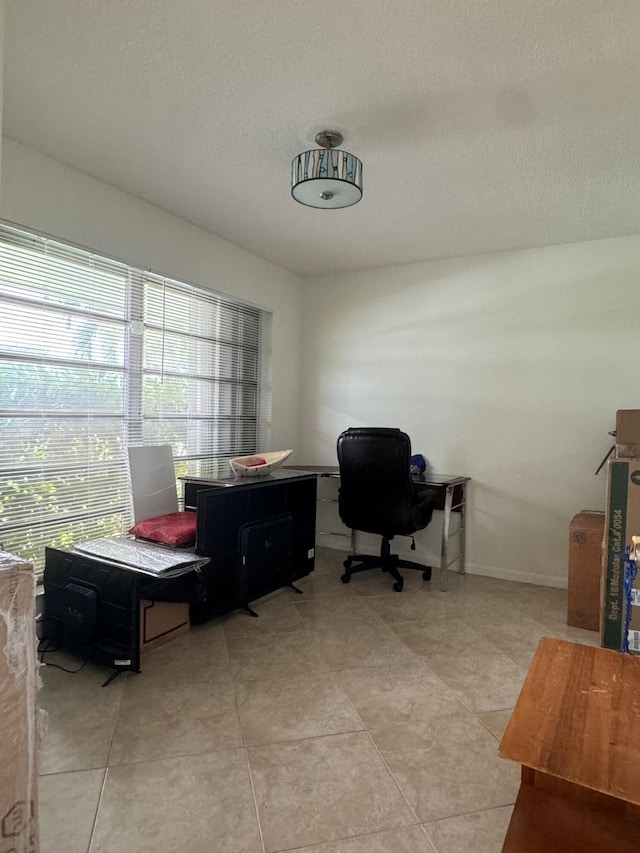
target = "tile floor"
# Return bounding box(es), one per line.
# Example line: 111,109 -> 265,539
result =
38,547 -> 599,853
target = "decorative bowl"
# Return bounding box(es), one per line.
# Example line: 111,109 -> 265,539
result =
229,449 -> 293,477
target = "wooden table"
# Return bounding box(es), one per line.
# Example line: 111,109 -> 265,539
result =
499,638 -> 640,851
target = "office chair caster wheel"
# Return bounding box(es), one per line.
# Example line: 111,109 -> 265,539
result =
341,573 -> 351,584
392,579 -> 404,593
422,569 -> 432,581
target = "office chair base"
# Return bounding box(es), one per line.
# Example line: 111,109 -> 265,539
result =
341,548 -> 431,592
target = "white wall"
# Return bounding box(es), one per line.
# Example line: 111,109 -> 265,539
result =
300,238 -> 640,586
6,139 -> 640,587
1,138 -> 304,454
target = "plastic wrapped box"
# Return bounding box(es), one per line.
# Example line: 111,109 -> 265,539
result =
0,551 -> 38,853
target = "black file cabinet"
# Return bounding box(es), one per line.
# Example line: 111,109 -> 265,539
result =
183,469 -> 317,619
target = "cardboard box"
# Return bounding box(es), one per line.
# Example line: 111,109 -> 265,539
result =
615,409 -> 640,458
0,552 -> 38,853
567,511 -> 604,631
601,457 -> 640,650
139,599 -> 189,654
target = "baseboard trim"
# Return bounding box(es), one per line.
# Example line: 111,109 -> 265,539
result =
465,562 -> 568,590
317,540 -> 568,590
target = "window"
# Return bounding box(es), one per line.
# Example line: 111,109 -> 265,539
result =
0,224 -> 271,570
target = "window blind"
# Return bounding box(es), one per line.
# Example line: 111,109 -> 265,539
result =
0,224 -> 271,570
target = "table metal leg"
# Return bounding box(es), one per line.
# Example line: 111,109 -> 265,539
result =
459,482 -> 467,576
440,484 -> 454,591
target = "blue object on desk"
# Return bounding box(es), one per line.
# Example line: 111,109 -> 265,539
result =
410,454 -> 427,475
621,545 -> 637,654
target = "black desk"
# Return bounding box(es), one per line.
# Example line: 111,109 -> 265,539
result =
183,469 -> 317,616
286,466 -> 469,591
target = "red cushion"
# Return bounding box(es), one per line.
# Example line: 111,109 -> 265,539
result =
128,512 -> 197,547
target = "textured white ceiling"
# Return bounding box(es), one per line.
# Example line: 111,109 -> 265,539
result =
4,1 -> 640,275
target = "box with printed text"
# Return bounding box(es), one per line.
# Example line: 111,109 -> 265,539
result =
602,457 -> 640,652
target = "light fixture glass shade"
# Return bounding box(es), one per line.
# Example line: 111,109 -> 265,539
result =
291,148 -> 363,209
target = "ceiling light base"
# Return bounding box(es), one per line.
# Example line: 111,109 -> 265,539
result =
314,130 -> 343,149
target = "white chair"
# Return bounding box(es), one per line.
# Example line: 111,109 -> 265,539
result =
127,445 -> 179,523
127,446 -> 196,548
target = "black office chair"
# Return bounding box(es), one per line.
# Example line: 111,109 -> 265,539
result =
336,427 -> 437,592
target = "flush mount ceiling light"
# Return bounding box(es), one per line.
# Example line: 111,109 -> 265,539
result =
291,130 -> 363,209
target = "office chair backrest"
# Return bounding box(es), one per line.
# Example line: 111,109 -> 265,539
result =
127,445 -> 179,523
337,427 -> 419,537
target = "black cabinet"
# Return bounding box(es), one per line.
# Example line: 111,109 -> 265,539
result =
43,547 -> 199,681
44,546 -> 142,673
184,469 -> 317,620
